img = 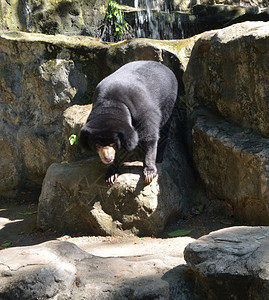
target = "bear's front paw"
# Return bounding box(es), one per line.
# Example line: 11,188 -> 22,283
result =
143,166 -> 157,183
105,166 -> 120,185
106,173 -> 119,185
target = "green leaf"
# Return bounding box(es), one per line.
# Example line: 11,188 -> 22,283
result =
69,134 -> 78,146
20,211 -> 37,216
198,204 -> 205,213
168,229 -> 192,237
105,0 -> 130,40
1,241 -> 12,248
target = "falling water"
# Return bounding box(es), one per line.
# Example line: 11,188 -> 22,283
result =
134,0 -> 165,39
132,0 -> 185,40
23,0 -> 33,32
115,0 -> 186,40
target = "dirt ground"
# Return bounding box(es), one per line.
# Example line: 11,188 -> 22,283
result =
0,190 -> 239,250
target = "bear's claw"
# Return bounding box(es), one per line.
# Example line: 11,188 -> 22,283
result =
144,167 -> 157,184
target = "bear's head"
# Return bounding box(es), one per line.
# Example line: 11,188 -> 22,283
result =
79,124 -> 138,165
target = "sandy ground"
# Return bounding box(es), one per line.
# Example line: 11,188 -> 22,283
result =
0,190 -> 238,253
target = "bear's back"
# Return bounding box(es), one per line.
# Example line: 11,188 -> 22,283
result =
96,61 -> 177,106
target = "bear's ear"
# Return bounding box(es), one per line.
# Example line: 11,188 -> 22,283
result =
120,126 -> 139,152
79,126 -> 94,151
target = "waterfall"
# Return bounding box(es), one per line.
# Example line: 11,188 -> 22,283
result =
134,0 -> 165,39
131,0 -> 185,40
117,0 -> 186,40
23,0 -> 33,32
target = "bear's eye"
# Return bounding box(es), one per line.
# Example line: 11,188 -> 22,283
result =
96,143 -> 116,150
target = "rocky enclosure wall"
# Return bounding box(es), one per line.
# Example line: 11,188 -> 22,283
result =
1,21 -> 269,234
184,21 -> 269,224
0,31 -> 198,197
0,0 -> 109,36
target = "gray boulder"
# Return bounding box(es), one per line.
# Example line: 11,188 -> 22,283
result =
192,110 -> 269,225
183,21 -> 269,225
0,237 -> 194,299
38,160 -> 182,236
184,226 -> 269,300
184,21 -> 269,137
38,111 -> 194,235
0,241 -> 82,299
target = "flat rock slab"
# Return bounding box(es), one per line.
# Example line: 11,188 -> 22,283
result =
184,226 -> 269,300
0,236 -> 194,299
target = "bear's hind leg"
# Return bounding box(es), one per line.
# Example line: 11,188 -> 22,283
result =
157,116 -> 173,163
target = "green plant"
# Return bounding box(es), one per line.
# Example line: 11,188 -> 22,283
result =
168,229 -> 192,237
69,134 -> 78,146
1,241 -> 12,248
106,0 -> 130,40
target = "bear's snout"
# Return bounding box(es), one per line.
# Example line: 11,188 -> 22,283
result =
97,145 -> 116,165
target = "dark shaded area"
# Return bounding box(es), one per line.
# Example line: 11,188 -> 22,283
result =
0,192 -> 59,248
121,4 -> 269,41
0,188 -> 238,248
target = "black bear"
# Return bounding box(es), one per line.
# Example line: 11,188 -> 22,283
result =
80,60 -> 178,184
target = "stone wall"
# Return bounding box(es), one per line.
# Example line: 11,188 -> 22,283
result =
184,21 -> 269,224
0,31 -> 198,197
0,0 -> 109,36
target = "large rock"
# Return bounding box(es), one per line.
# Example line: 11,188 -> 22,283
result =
184,21 -> 269,137
184,21 -> 269,225
192,110 -> 269,225
0,241 -> 79,299
0,237 -> 194,299
38,107 -> 195,236
0,31 -> 198,196
0,0 -> 109,36
38,160 -> 182,236
184,226 -> 269,300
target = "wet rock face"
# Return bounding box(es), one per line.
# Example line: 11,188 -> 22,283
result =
184,226 -> 269,300
128,0 -> 269,8
184,22 -> 269,225
200,0 -> 269,7
0,0 -> 109,36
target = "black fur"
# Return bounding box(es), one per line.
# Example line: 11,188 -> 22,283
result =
80,60 -> 178,183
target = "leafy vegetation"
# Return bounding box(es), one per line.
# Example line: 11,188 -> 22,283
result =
69,134 -> 78,146
168,229 -> 192,237
103,0 -> 131,42
19,211 -> 37,216
1,241 -> 12,248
